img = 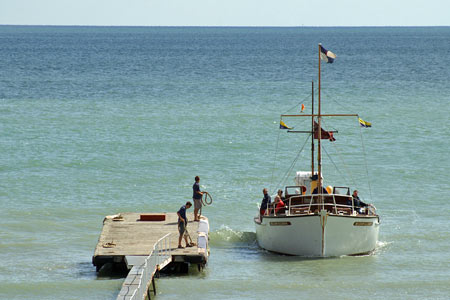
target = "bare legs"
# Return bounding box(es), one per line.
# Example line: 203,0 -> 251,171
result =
178,233 -> 189,248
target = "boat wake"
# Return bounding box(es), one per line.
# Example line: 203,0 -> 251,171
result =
347,240 -> 391,257
209,225 -> 257,248
373,240 -> 392,255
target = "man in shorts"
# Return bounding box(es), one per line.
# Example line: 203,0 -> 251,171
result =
192,176 -> 204,221
177,201 -> 192,248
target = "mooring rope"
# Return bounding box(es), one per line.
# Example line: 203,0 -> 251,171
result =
201,191 -> 213,206
198,191 -> 213,219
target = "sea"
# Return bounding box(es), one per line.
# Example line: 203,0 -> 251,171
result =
1,26 -> 449,300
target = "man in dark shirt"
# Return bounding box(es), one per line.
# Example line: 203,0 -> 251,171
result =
193,176 -> 204,221
260,188 -> 271,216
352,190 -> 368,213
177,201 -> 192,248
312,186 -> 329,194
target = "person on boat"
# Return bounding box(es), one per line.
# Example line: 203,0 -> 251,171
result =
351,190 -> 368,213
260,188 -> 271,216
312,186 -> 328,194
177,201 -> 193,249
310,175 -> 328,194
193,176 -> 204,221
274,189 -> 286,215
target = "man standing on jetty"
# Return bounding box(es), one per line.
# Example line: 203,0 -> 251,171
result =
177,201 -> 192,248
193,176 -> 204,221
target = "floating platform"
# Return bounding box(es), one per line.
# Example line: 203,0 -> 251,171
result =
92,212 -> 209,272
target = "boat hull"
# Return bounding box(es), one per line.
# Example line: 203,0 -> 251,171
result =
255,212 -> 379,256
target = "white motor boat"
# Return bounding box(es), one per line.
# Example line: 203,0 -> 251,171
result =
254,44 -> 380,257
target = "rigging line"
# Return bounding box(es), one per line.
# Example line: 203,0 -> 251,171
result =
273,147 -> 300,194
320,118 -> 337,132
318,118 -> 356,187
359,120 -> 373,202
328,132 -> 358,189
281,89 -> 316,115
270,123 -> 282,189
322,145 -> 351,185
321,117 -> 360,187
272,134 -> 311,194
321,88 -> 357,114
285,135 -> 311,182
272,138 -> 305,194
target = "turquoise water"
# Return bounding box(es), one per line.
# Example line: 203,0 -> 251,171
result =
1,26 -> 449,299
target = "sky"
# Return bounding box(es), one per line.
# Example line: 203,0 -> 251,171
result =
0,0 -> 449,27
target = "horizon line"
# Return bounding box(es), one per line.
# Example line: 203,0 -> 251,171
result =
1,24 -> 449,28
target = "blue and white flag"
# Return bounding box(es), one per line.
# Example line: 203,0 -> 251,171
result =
319,45 -> 336,63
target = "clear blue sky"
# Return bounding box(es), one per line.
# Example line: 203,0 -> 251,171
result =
1,0 -> 449,26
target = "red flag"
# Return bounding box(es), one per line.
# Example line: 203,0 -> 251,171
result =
314,121 -> 336,141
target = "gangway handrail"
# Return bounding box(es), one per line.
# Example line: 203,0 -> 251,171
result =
118,233 -> 172,300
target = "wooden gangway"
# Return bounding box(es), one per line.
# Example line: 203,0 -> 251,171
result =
92,212 -> 210,299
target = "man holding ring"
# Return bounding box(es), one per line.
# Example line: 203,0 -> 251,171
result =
193,176 -> 204,221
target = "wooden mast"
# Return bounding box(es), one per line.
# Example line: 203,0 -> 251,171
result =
311,81 -> 314,176
317,44 -> 323,200
284,45 -> 358,198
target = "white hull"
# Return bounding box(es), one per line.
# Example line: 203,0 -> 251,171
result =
255,211 -> 379,256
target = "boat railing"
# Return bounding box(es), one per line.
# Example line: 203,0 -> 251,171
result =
367,204 -> 377,215
281,194 -> 376,217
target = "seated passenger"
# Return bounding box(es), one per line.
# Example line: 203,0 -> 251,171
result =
351,190 -> 368,213
274,189 -> 286,214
